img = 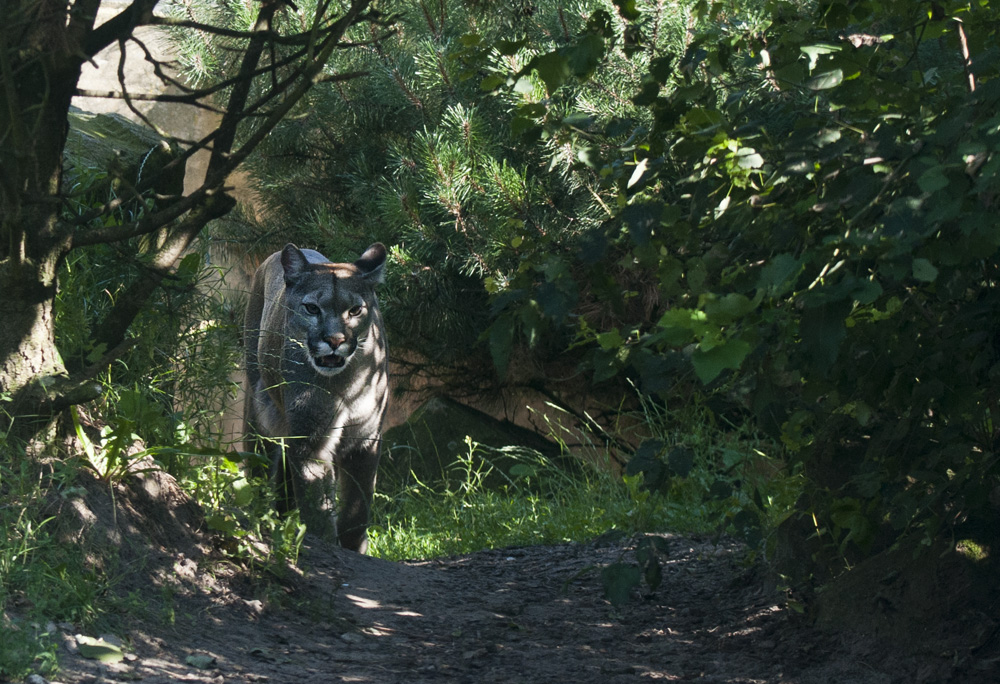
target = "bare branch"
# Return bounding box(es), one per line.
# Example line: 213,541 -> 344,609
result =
67,0 -> 104,56
83,0 -> 159,58
315,69 -> 369,83
89,192 -> 236,354
128,32 -> 198,93
73,87 -> 226,113
206,3 -> 281,179
32,339 -> 138,416
956,19 -> 976,93
70,184 -> 219,247
84,0 -> 375,357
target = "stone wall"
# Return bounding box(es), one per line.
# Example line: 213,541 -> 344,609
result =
74,0 -> 218,192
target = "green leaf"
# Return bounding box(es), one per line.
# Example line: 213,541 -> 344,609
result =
655,307 -> 706,345
495,38 -> 527,56
636,536 -> 668,592
800,301 -> 850,369
232,477 -> 254,507
667,446 -> 694,477
757,254 -> 802,297
912,258 -> 938,282
852,279 -> 883,305
703,293 -> 754,324
800,43 -> 842,70
612,0 -> 641,21
529,52 -> 571,93
736,147 -> 764,169
813,128 -> 841,146
509,463 -> 537,479
730,509 -> 763,547
917,167 -> 949,194
596,329 -> 624,350
774,62 -> 806,85
691,338 -> 751,384
601,563 -> 642,607
76,636 -> 124,664
620,201 -> 663,246
206,514 -> 237,535
626,439 -> 666,489
480,74 -> 505,91
806,69 -> 843,90
566,34 -> 605,80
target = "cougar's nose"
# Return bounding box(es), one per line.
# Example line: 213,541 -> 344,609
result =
326,333 -> 346,348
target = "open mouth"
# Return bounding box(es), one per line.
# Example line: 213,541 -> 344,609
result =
315,353 -> 346,369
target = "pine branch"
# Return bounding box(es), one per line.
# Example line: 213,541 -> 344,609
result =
150,14 -> 331,46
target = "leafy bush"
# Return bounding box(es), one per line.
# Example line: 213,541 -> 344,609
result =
478,0 -> 1000,572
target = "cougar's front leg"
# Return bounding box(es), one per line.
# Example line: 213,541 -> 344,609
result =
277,436 -> 338,540
336,442 -> 380,554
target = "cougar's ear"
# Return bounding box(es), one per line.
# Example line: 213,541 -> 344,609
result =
280,243 -> 308,286
355,243 -> 387,284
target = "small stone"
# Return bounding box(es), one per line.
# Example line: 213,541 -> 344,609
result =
61,634 -> 79,655
25,675 -> 49,684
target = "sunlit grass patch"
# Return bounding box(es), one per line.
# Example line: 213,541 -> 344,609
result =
368,441 -> 704,561
368,398 -> 799,563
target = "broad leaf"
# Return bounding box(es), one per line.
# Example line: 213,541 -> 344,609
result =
806,68 -> 843,90
601,563 -> 641,607
692,338 -> 751,384
76,636 -> 124,664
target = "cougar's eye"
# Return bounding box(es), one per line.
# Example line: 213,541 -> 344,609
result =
303,302 -> 321,316
348,305 -> 364,317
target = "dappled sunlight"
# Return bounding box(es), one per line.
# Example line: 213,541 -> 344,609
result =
346,592 -> 424,619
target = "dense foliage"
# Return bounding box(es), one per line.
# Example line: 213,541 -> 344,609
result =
498,0 -> 1000,569
189,0 -> 1000,575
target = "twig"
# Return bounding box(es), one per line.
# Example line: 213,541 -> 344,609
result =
956,19 -> 976,93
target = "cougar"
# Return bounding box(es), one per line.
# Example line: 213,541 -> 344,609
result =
243,242 -> 389,553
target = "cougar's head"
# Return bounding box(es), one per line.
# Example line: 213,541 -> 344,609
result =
281,243 -> 386,377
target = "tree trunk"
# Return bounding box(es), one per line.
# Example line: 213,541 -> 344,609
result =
0,2 -> 86,438
0,254 -> 70,427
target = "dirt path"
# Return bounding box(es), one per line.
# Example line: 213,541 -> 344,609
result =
40,533 -> 934,684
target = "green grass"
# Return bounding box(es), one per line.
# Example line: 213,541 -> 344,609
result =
369,442 -> 713,561
368,399 -> 800,562
0,455 -> 103,681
